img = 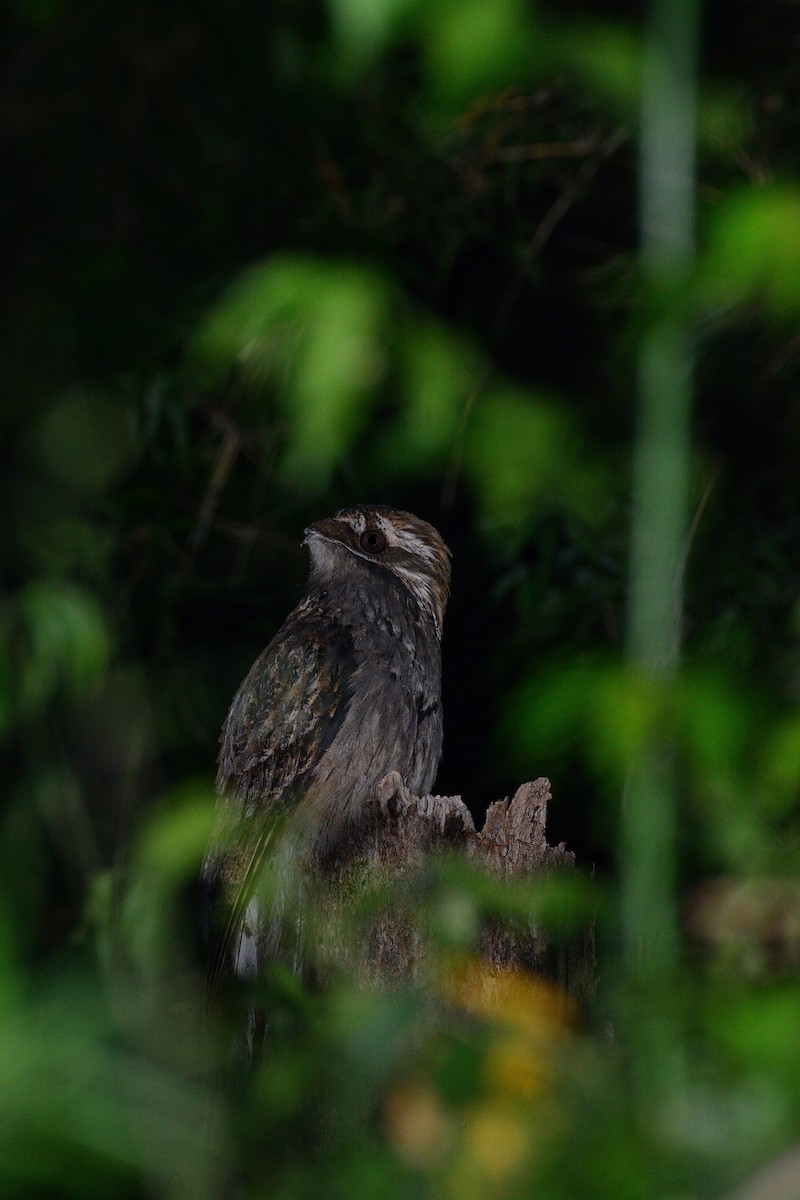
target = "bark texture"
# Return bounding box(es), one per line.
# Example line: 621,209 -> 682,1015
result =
316,772 -> 595,1010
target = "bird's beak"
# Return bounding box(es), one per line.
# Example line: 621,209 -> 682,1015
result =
303,517 -> 342,546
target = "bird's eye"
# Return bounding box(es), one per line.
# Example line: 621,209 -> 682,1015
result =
359,528 -> 387,554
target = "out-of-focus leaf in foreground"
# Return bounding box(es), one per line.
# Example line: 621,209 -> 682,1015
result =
464,389 -> 609,534
191,256 -> 390,490
701,185 -> 800,317
0,974 -> 226,1199
13,581 -> 111,722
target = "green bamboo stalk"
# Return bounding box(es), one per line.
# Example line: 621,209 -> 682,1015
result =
622,0 -> 700,986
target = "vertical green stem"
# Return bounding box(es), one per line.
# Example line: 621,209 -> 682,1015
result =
623,0 -> 700,986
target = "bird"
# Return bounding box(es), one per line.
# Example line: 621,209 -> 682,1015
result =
202,504 -> 451,995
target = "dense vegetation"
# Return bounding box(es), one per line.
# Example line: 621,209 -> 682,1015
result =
3,0 -> 800,1195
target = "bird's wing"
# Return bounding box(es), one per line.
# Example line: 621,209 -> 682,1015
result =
217,614 -> 355,805
203,614 -> 356,999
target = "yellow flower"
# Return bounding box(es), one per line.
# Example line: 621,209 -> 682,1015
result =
465,1103 -> 530,1180
444,958 -> 577,1039
384,1082 -> 453,1168
483,1034 -> 546,1100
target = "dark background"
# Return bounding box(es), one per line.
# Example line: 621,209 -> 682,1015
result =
5,0 -> 798,859
2,2 -> 800,1195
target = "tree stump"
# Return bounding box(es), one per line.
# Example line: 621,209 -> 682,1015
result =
317,773 -> 595,1011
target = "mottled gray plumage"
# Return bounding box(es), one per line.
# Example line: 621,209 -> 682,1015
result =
203,505 -> 451,990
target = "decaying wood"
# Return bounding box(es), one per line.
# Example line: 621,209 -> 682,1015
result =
315,772 -> 595,1009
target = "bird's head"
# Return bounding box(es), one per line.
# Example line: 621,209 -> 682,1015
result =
304,505 -> 451,637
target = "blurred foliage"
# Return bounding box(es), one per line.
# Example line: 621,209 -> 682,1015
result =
3,0 -> 800,1195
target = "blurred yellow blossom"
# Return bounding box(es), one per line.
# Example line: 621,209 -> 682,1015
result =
443,1101 -> 533,1199
444,958 -> 578,1039
463,1102 -> 530,1181
483,1033 -> 545,1101
384,1082 -> 454,1168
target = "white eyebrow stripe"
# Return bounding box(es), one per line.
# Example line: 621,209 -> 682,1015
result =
332,508 -> 447,637
388,525 -> 437,562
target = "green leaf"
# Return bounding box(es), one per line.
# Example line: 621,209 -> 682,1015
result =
760,716 -> 800,818
464,389 -> 608,532
33,387 -> 134,496
327,0 -> 416,69
191,256 -> 390,489
135,782 -> 217,881
421,0 -> 540,106
17,581 -> 111,716
701,186 -> 800,316
552,20 -> 642,116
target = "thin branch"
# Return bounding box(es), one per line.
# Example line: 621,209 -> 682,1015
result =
188,422 -> 241,553
488,136 -> 604,162
673,461 -> 721,628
